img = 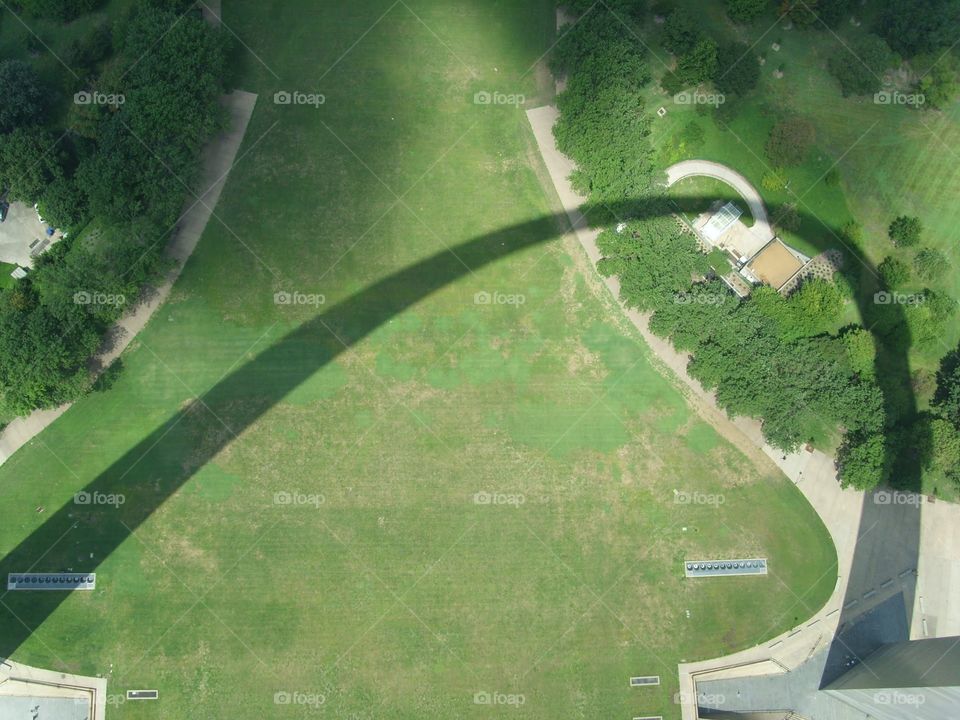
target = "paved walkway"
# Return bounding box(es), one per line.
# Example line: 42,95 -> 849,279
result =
0,90 -> 258,466
665,159 -> 775,245
525,105 -> 960,719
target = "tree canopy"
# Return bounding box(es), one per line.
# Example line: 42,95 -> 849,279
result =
725,0 -> 771,22
880,0 -> 960,56
827,35 -> 893,96
765,117 -> 816,165
714,42 -> 761,96
0,6 -> 228,415
553,11 -> 657,207
0,60 -> 46,132
888,215 -> 923,246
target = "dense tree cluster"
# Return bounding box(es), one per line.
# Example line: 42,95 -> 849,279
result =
566,0 -> 645,16
596,218 -> 888,487
873,1 -> 960,108
0,6 -> 228,416
659,8 -> 761,104
714,42 -> 761,97
896,345 -> 960,491
551,11 -> 657,207
879,0 -> 960,56
779,0 -> 851,27
914,53 -> 960,109
815,0 -> 851,27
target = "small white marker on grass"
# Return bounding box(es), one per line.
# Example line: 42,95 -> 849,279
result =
126,690 -> 159,700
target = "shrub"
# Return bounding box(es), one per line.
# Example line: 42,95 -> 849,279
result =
662,8 -> 700,55
888,215 -> 922,246
725,0 -> 770,22
761,168 -> 788,192
878,255 -> 911,288
914,247 -> 948,281
674,38 -> 719,87
775,203 -> 801,232
840,220 -> 863,245
765,117 -> 816,166
827,34 -> 893,96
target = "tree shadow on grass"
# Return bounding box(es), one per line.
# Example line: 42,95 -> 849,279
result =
0,196 -> 925,673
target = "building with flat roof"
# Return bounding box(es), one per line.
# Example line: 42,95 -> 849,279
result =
697,631 -> 960,720
744,239 -> 806,291
0,658 -> 106,720
695,202 -> 771,262
702,202 -> 742,242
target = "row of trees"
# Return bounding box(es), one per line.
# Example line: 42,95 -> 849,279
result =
595,215 -> 890,488
0,3 -> 228,416
551,11 -> 658,210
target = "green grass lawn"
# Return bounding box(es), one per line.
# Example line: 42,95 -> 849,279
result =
0,2 -> 836,718
0,261 -> 16,289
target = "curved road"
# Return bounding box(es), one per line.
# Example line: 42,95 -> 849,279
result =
665,159 -> 775,245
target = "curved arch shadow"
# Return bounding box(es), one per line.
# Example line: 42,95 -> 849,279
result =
0,195 -> 924,676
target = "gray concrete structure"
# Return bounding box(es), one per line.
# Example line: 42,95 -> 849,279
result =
698,614 -> 960,719
7,573 -> 96,590
0,201 -> 61,268
823,636 -> 960,718
0,658 -> 106,720
685,559 -> 767,578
